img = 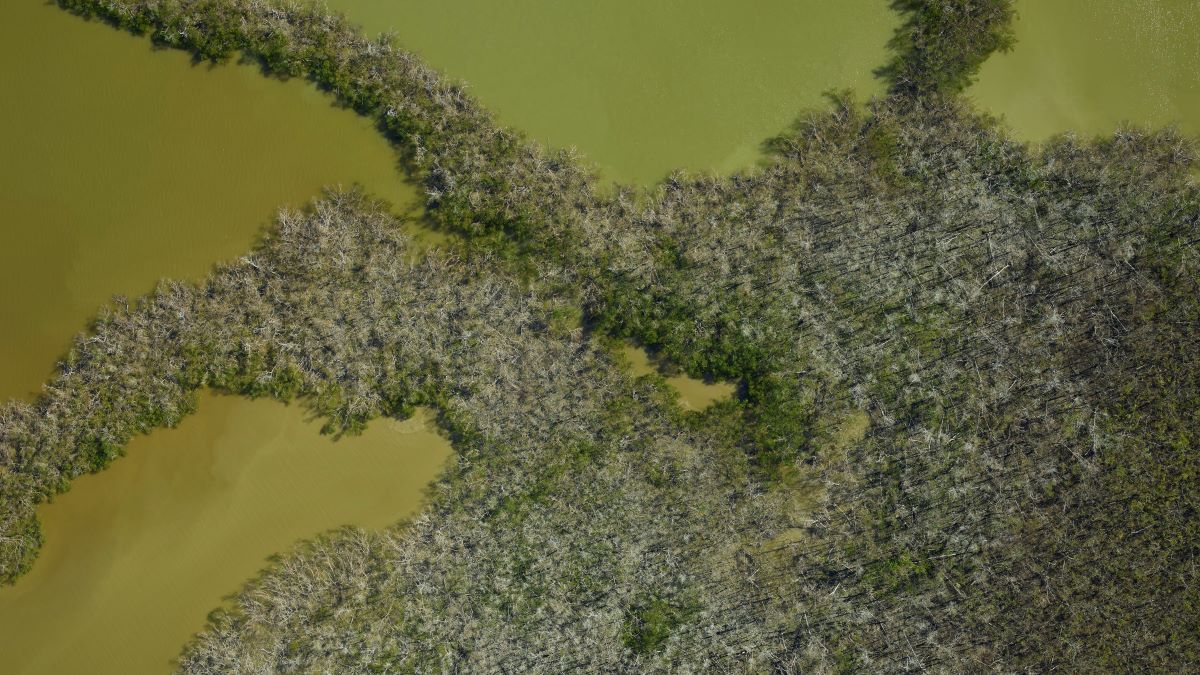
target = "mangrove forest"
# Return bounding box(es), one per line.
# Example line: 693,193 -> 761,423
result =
1,0 -> 1197,672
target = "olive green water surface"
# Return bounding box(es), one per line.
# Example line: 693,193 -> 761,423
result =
622,344 -> 735,410
972,0 -> 1199,139
324,0 -> 896,184
0,392 -> 451,674
0,1 -> 424,401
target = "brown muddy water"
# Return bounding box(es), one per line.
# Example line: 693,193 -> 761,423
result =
0,1 -> 425,402
622,344 -> 736,410
0,393 -> 451,674
0,4 -> 448,673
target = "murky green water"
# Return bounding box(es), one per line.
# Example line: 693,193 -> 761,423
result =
0,393 -> 451,675
0,5 -> 447,673
1,0 -> 898,395
972,0 -> 1200,140
1,2 -> 890,663
324,0 -> 896,184
623,344 -> 735,410
0,1 -> 421,401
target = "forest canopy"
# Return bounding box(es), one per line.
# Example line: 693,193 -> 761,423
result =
1,0 -> 1196,671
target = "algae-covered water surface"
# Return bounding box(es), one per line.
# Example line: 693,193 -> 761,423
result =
324,0 -> 897,184
972,0 -> 1199,139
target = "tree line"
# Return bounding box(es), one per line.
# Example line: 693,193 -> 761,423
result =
0,0 -> 1194,670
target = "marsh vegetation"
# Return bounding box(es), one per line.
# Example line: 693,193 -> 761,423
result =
1,0 -> 1197,671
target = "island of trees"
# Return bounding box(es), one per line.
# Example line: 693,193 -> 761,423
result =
1,0 -> 1196,670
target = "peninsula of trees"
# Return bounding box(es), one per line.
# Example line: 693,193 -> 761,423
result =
1,0 -> 1196,670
